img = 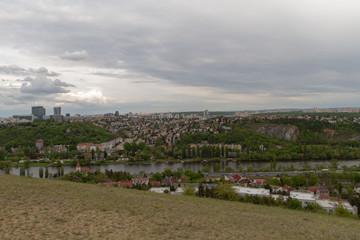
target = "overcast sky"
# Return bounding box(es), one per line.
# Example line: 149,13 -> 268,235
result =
1,0 -> 360,117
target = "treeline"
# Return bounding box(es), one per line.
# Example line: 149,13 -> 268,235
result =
0,121 -> 118,150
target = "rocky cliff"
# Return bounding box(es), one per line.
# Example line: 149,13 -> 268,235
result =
246,124 -> 300,141
321,128 -> 360,141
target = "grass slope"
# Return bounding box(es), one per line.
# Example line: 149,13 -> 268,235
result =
1,175 -> 360,240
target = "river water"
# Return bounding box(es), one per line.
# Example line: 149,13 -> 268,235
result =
1,159 -> 360,178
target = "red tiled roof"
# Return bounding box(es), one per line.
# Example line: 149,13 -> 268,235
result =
232,174 -> 242,181
171,178 -> 186,183
120,180 -> 133,187
77,143 -> 94,146
132,178 -> 149,182
308,187 -> 320,193
76,162 -> 81,168
254,179 -> 266,183
81,167 -> 91,172
149,181 -> 161,187
319,195 -> 348,203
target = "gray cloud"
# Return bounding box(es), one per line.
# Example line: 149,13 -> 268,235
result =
60,50 -> 88,61
1,0 -> 360,116
0,65 -> 60,77
20,76 -> 75,95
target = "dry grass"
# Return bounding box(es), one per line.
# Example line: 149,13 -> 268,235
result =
1,175 -> 360,240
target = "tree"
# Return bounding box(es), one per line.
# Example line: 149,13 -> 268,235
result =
162,167 -> 173,177
150,172 -> 162,182
19,167 -> 26,176
197,183 -> 205,197
91,149 -> 95,160
330,158 -> 338,169
39,167 -> 44,178
213,163 -> 220,173
281,176 -> 293,186
0,150 -> 5,161
201,164 -> 210,173
291,175 -> 307,188
45,166 -> 49,178
224,166 -> 235,173
215,183 -> 239,201
308,174 -> 319,186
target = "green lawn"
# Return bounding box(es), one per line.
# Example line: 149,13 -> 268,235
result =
1,175 -> 359,240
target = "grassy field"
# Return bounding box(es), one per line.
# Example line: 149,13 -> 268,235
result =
1,175 -> 360,240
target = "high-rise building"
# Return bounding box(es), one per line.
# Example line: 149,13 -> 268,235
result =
54,107 -> 61,115
115,111 -> 119,116
32,106 -> 46,119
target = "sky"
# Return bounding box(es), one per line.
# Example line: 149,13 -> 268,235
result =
1,0 -> 360,117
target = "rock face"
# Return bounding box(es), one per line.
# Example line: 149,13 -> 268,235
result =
253,124 -> 300,141
321,128 -> 360,141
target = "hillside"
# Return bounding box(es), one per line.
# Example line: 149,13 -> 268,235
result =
0,121 -> 118,149
1,175 -> 359,240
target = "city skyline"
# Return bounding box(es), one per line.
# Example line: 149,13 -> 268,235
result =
1,1 -> 360,117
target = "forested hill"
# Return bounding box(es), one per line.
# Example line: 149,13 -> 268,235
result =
0,121 -> 118,150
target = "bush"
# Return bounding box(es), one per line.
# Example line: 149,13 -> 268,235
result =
335,203 -> 355,218
305,203 -> 326,213
287,198 -> 302,210
183,185 -> 196,196
215,183 -> 239,201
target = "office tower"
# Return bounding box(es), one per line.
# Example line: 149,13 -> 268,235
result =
32,106 -> 46,119
54,107 -> 61,115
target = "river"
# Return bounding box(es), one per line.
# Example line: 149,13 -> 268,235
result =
1,159 -> 360,178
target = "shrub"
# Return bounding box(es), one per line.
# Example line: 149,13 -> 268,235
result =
215,183 -> 239,201
183,185 -> 196,196
287,198 -> 302,210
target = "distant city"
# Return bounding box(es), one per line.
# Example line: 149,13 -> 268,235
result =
0,106 -> 360,125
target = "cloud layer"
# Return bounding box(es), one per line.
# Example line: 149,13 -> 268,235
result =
1,0 -> 360,116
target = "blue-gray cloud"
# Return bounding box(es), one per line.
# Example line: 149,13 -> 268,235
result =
20,76 -> 75,95
0,65 -> 60,77
1,0 -> 360,116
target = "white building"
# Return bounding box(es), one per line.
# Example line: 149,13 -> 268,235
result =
149,187 -> 170,194
290,191 -> 316,208
316,199 -> 357,215
232,186 -> 270,197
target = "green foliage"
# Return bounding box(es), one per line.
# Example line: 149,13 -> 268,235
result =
215,183 -> 239,201
45,167 -> 49,178
267,177 -> 281,186
19,167 -> 26,176
281,176 -> 293,186
183,185 -> 196,196
201,164 -> 210,173
0,121 -> 118,149
150,172 -> 162,182
287,198 -> 302,210
224,166 -> 235,173
291,175 -> 307,188
335,203 -> 355,218
213,163 -> 220,172
308,174 -> 319,186
39,167 -> 44,178
330,159 -> 338,169
305,203 -> 326,213
104,169 -> 132,181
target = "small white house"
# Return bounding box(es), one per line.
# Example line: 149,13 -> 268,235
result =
149,187 -> 170,194
290,192 -> 316,208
